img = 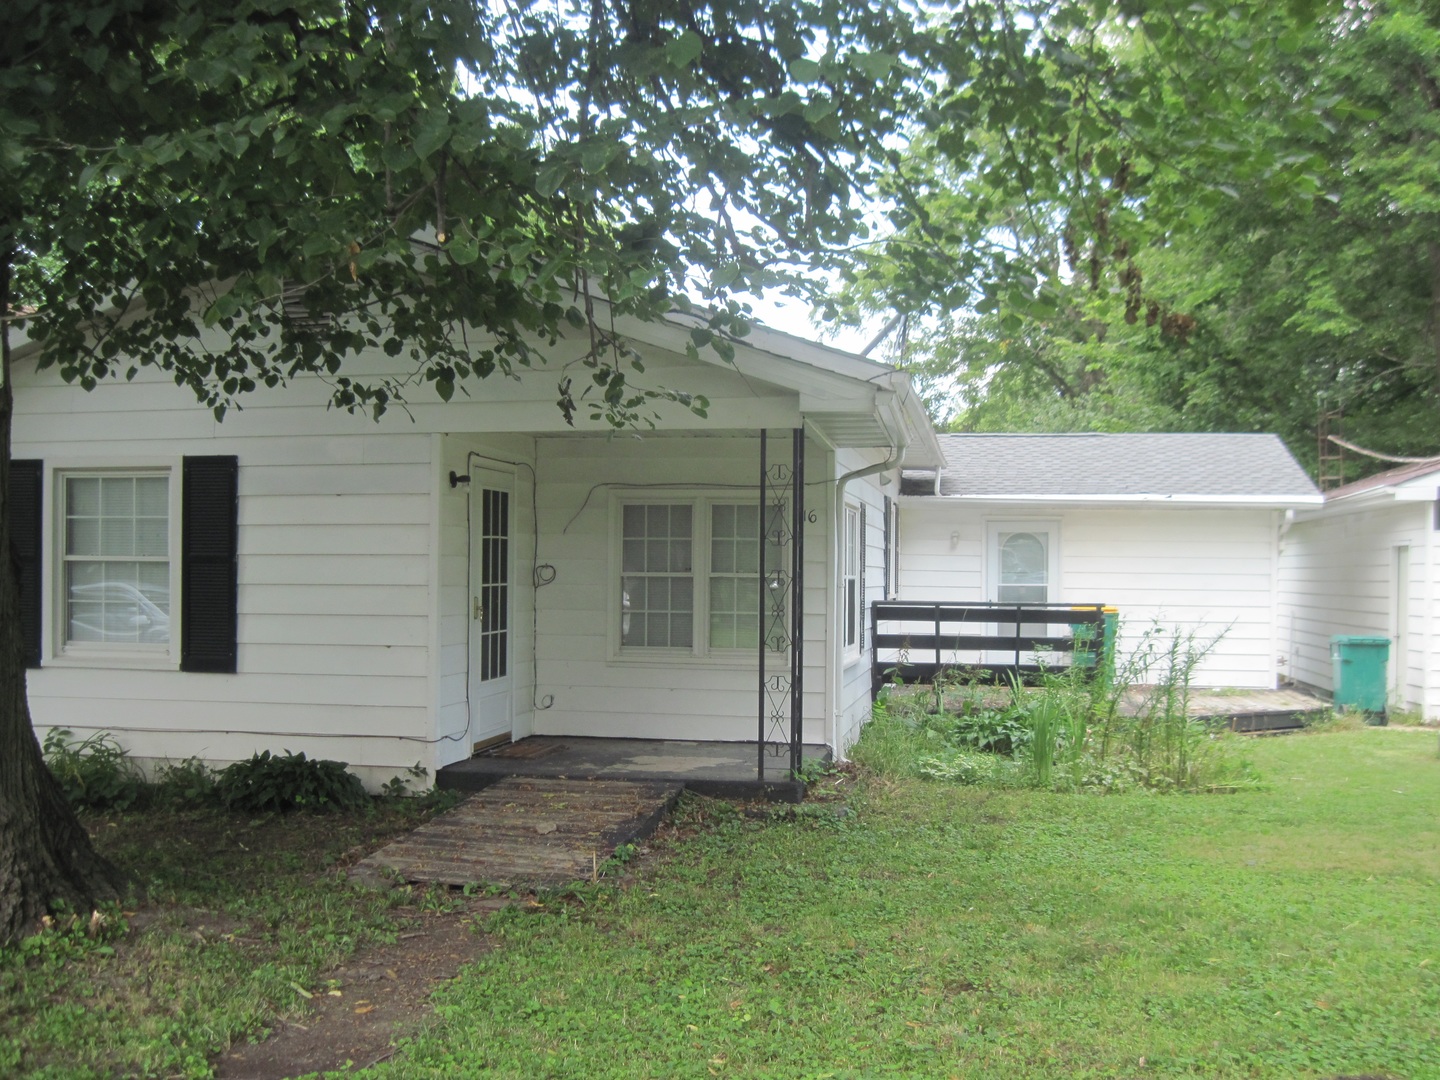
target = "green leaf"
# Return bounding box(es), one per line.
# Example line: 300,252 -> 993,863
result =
666,31 -> 704,68
853,52 -> 896,80
447,238 -> 480,266
788,58 -> 822,84
413,118 -> 450,161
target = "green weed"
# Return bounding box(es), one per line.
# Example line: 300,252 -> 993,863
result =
860,623 -> 1249,794
42,728 -> 147,811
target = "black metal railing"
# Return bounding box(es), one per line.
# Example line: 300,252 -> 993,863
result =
870,601 -> 1110,695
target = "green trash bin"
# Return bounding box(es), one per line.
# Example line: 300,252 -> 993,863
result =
1330,635 -> 1389,723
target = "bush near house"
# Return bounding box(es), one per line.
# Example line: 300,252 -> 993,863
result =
858,625 -> 1253,792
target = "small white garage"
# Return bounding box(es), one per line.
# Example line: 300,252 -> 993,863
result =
894,433 -> 1322,688
1278,460 -> 1440,720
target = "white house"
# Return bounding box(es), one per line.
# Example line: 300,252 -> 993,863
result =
893,433 -> 1323,688
1277,459 -> 1440,720
10,308 -> 941,790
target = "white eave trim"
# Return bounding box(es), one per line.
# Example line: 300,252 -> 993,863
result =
1296,481 -> 1440,519
899,492 -> 1325,507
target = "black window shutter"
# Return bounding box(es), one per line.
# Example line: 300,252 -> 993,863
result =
11,460 -> 43,668
181,456 -> 238,673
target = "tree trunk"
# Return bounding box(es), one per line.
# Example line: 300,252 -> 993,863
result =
0,260 -> 124,946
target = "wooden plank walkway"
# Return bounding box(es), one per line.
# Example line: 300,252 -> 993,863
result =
932,685 -> 1328,732
351,777 -> 682,890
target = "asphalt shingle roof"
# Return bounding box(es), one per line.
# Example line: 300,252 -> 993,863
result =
902,433 -> 1319,499
1328,457 -> 1440,499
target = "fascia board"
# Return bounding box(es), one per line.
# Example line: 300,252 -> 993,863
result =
609,308 -> 892,406
1393,482 -> 1440,502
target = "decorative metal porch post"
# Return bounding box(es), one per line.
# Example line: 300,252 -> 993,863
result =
757,429 -> 804,781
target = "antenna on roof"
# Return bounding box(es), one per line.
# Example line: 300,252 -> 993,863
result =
1316,407 -> 1345,491
860,312 -> 905,358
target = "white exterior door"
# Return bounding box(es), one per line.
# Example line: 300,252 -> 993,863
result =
469,468 -> 514,748
987,521 -> 1059,665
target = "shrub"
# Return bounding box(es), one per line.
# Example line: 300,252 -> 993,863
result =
853,622 -> 1255,795
942,706 -> 1032,756
214,751 -> 369,813
42,729 -> 146,811
152,757 -> 219,808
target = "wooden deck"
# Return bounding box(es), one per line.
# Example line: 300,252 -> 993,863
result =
930,685 -> 1329,733
350,777 -> 682,890
1178,687 -> 1328,731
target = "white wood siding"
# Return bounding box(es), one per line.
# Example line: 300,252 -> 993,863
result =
897,504 -> 1282,688
526,432 -> 831,746
834,451 -> 893,755
1278,502 -> 1436,718
15,368 -> 438,786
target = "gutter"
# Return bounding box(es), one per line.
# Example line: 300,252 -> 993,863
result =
907,492 -> 1325,506
827,386 -> 909,759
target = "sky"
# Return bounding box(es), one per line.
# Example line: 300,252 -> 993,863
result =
743,291 -> 877,357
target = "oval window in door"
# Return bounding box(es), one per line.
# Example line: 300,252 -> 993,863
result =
998,531 -> 1048,604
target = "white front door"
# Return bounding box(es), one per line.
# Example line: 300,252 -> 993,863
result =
469,468 -> 514,748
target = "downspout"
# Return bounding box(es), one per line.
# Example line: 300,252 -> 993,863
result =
830,388 -> 909,758
1425,495 -> 1437,721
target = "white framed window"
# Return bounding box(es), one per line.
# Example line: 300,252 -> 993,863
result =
987,520 -> 1059,604
620,503 -> 695,649
57,469 -> 178,659
843,503 -> 860,652
616,497 -> 782,657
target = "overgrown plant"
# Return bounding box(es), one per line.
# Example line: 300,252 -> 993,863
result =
42,729 -> 147,812
214,751 -> 369,814
150,758 -> 219,808
858,621 -> 1250,794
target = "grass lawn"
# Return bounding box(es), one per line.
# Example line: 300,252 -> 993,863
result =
0,798 -> 454,1079
378,729 -> 1440,1079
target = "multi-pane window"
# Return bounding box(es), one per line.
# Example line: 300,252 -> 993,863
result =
621,504 -> 694,648
708,503 -> 761,650
63,473 -> 171,646
619,500 -> 787,654
843,505 -> 859,650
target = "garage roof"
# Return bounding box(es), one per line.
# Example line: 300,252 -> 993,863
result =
902,433 -> 1321,504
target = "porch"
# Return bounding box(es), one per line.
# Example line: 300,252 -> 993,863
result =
437,736 -> 834,803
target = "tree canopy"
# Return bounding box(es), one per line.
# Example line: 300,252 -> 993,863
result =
4,0 -> 935,425
840,0 -> 1440,476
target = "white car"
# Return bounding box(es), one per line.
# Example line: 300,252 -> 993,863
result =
68,582 -> 171,644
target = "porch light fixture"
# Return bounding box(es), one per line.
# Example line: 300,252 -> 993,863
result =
449,470 -> 471,488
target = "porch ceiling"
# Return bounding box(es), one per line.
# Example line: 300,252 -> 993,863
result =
806,413 -> 892,450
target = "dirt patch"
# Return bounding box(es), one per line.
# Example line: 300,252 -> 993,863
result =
215,893 -> 508,1079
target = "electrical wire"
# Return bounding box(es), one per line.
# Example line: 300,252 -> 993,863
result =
38,723 -> 463,743
561,472 -> 841,535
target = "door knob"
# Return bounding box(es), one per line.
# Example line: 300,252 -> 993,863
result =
473,596 -> 484,621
